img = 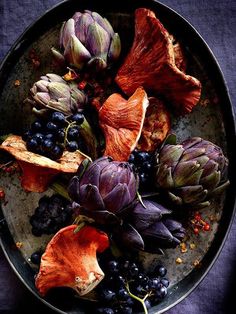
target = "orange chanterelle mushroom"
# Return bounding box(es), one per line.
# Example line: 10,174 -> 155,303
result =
35,225 -> 109,296
137,97 -> 171,152
115,8 -> 202,114
99,87 -> 149,161
0,135 -> 85,192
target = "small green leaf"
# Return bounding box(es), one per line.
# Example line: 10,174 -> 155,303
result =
77,158 -> 92,179
164,133 -> 177,145
50,181 -> 71,201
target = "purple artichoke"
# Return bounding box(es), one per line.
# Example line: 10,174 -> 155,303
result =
52,10 -> 121,71
27,73 -> 87,116
155,136 -> 230,208
115,200 -> 186,254
68,157 -> 139,223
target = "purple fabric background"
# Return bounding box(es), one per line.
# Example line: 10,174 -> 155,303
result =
0,0 -> 235,313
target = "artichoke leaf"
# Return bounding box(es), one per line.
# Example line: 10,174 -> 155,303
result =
79,207 -> 120,225
181,147 -> 206,161
156,165 -> 174,188
119,224 -> 144,251
200,170 -> 221,191
173,160 -> 201,187
175,185 -> 208,204
79,184 -> 105,211
79,118 -> 98,160
108,33 -> 121,61
159,145 -> 184,165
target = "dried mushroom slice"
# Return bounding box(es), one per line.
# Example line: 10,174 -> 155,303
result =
115,8 -> 202,114
137,97 -> 171,152
0,135 -> 85,192
35,225 -> 109,296
99,87 -> 149,161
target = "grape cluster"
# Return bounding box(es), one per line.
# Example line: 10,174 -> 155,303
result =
30,194 -> 73,236
23,111 -> 85,160
95,255 -> 169,314
128,150 -> 154,190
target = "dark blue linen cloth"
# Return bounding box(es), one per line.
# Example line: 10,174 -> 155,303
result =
0,1 -> 235,313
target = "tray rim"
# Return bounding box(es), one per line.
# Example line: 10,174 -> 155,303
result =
0,0 -> 236,313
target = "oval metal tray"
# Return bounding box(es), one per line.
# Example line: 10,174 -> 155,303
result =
0,0 -> 235,313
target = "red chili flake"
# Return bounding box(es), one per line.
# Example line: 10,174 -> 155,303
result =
190,211 -> 211,235
78,80 -> 87,90
194,212 -> 201,221
203,223 -> 210,231
0,188 -> 5,199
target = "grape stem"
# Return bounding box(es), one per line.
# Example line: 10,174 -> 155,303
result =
126,283 -> 149,314
76,149 -> 92,162
64,121 -> 76,146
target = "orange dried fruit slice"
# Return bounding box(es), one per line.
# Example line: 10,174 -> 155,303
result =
137,97 -> 171,152
115,8 -> 201,114
0,135 -> 85,192
99,87 -> 149,161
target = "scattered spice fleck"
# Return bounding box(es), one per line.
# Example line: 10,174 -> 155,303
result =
0,188 -> 5,199
180,242 -> 188,253
203,222 -> 210,231
63,69 -> 78,81
29,49 -> 41,69
176,257 -> 183,264
14,80 -> 21,87
193,259 -> 201,268
16,242 -> 23,249
190,243 -> 196,250
78,80 -> 87,90
190,211 -> 211,234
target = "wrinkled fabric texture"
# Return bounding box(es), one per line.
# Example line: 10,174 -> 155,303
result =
0,0 -> 235,313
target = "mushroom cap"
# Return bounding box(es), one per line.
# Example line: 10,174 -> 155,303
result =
0,135 -> 85,192
137,97 -> 171,152
115,8 -> 202,115
35,225 -> 109,296
99,87 -> 149,161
